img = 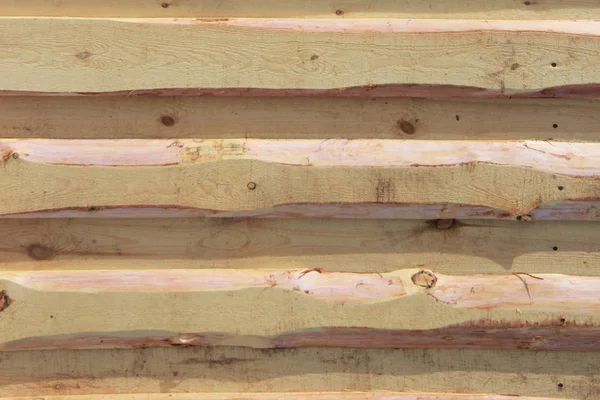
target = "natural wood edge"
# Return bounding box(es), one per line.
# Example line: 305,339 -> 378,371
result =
2,83 -> 600,99
1,139 -> 598,175
2,269 -> 595,308
3,324 -> 599,352
0,392 -> 578,400
1,202 -> 598,220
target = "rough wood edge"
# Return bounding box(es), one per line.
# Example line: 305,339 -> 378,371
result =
2,83 -> 600,99
1,139 -> 598,176
1,202 -> 598,221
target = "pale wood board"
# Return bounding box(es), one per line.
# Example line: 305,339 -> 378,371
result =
0,347 -> 596,398
2,97 -> 600,141
0,0 -> 598,19
0,139 -> 598,218
1,18 -> 600,95
0,219 -> 598,275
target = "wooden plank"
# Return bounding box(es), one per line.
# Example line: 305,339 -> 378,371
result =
0,0 -> 597,19
2,18 -> 600,96
1,219 -> 598,275
3,97 -> 600,141
0,268 -> 599,351
0,139 -> 599,218
0,347 -> 596,397
0,394 -> 579,400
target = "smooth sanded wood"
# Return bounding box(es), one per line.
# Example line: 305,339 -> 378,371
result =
0,348 -> 593,397
0,139 -> 599,218
0,268 -> 598,351
1,219 -> 598,275
1,18 -> 600,96
2,97 -> 600,141
0,394 -> 578,400
0,0 -> 597,19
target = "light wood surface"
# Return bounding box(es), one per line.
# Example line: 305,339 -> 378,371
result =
1,18 -> 600,96
0,0 -> 598,19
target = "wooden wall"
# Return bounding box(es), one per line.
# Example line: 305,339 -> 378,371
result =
0,1 -> 599,399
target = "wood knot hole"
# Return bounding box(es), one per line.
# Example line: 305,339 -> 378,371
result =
411,269 -> 437,289
161,115 -> 176,127
397,120 -> 416,135
0,290 -> 14,312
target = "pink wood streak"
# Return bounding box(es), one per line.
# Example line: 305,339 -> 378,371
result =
5,269 -> 598,310
0,393 -> 578,400
2,84 -> 600,99
1,139 -> 598,176
138,18 -> 600,36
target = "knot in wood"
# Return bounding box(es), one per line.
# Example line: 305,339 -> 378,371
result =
411,269 -> 437,289
0,290 -> 13,312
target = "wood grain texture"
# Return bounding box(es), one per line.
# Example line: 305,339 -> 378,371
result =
2,219 -> 598,275
1,97 -> 600,141
0,268 -> 598,351
0,139 -> 599,218
0,347 -> 595,398
1,18 -> 600,96
0,0 -> 597,19
0,394 -> 579,400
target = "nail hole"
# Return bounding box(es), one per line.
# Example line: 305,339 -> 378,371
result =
524,0 -> 531,4
161,115 -> 176,127
559,317 -> 566,324
335,9 -> 344,15
161,2 -> 170,8
310,55 -> 319,61
553,123 -> 558,129
552,246 -> 558,251
247,182 -> 257,190
557,185 -> 564,191
455,115 -> 460,121
551,62 -> 557,67
12,152 -> 19,159
557,383 -> 564,389
50,315 -> 54,319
